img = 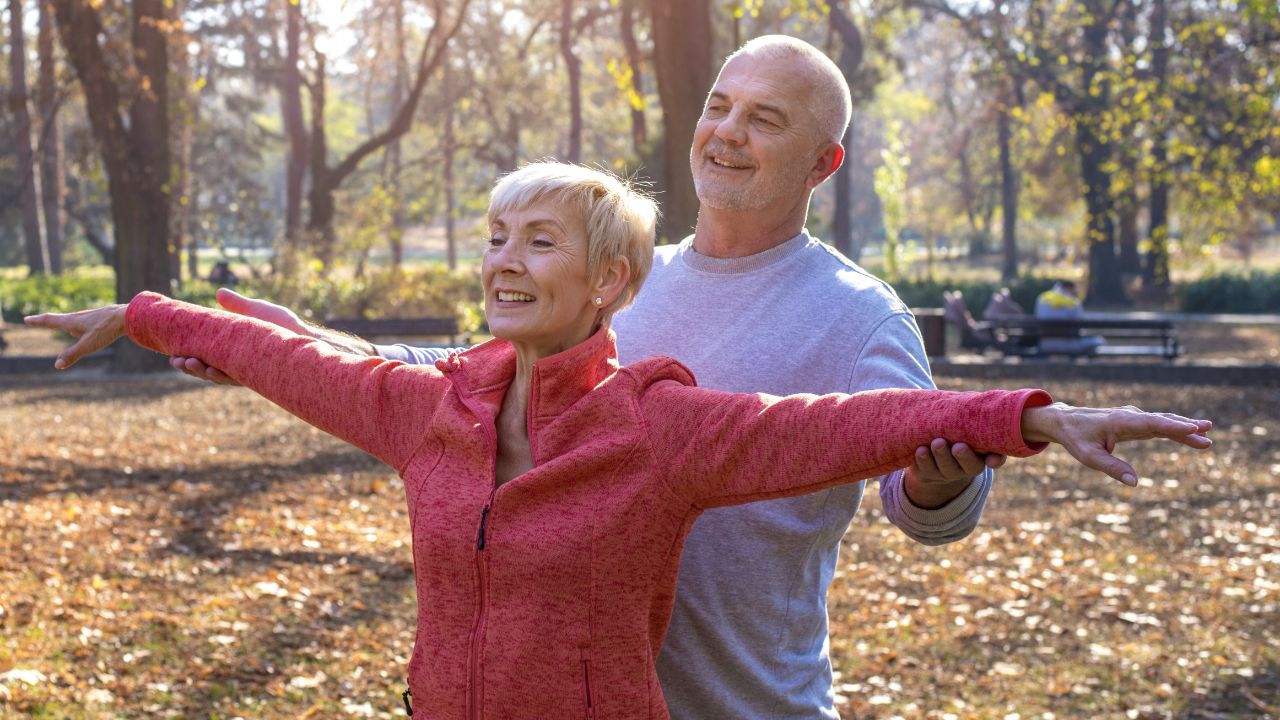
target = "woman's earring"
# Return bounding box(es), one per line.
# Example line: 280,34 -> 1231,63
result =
593,297 -> 603,306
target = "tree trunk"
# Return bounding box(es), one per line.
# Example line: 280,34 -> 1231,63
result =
443,61 -> 458,269
37,0 -> 64,274
997,81 -> 1019,281
386,0 -> 408,268
1077,8 -> 1126,307
1142,0 -> 1171,291
9,0 -> 49,275
170,0 -> 194,286
829,0 -> 863,259
560,0 -> 583,163
1078,125 -> 1125,306
281,0 -> 308,273
306,53 -> 338,270
53,0 -> 174,371
649,0 -> 712,243
619,0 -> 647,155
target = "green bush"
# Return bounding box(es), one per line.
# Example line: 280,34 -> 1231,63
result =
0,265 -> 485,332
246,264 -> 485,332
886,275 -> 1058,316
1177,271 -> 1280,314
0,268 -> 116,322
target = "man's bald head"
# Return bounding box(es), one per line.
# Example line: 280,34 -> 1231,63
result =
721,35 -> 853,146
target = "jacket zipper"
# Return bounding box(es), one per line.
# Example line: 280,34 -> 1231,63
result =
582,658 -> 596,720
467,489 -> 497,719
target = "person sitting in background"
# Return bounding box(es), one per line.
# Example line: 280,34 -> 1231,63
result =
1036,280 -> 1105,355
207,260 -> 239,287
1036,280 -> 1085,319
984,286 -> 1025,320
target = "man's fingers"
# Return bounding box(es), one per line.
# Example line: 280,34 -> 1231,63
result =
947,442 -> 989,477
985,453 -> 1008,470
215,287 -> 253,315
928,438 -> 967,478
914,446 -> 940,477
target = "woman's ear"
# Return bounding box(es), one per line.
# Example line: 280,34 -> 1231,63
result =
594,255 -> 631,309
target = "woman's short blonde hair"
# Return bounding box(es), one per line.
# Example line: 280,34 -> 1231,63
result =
489,161 -> 657,320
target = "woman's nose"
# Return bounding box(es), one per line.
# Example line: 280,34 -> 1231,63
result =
491,240 -> 525,272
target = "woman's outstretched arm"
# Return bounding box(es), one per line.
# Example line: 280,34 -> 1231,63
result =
639,377 -> 1211,509
26,292 -> 451,471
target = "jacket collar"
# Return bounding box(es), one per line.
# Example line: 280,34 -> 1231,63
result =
436,327 -> 620,422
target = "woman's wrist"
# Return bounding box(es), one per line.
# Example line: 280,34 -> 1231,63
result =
1021,403 -> 1065,445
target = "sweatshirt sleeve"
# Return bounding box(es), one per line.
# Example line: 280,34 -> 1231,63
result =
642,382 -> 1052,509
125,292 -> 447,471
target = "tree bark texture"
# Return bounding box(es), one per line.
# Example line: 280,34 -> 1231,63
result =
829,0 -> 864,260
997,82 -> 1019,281
1142,0 -> 1171,291
37,0 -> 64,274
619,0 -> 647,155
281,0 -> 308,272
560,0 -> 583,163
649,0 -> 712,243
1077,3 -> 1126,306
9,0 -> 50,275
52,0 -> 174,371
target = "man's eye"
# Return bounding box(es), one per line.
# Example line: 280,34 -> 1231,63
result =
755,117 -> 780,129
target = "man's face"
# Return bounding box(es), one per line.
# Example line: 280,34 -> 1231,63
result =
689,53 -> 825,213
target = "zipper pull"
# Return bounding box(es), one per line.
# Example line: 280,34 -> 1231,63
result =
477,505 -> 490,550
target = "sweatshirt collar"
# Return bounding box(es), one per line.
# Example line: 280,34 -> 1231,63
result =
679,230 -> 811,274
437,327 -> 620,421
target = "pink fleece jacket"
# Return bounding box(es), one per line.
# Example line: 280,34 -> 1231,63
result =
124,292 -> 1051,719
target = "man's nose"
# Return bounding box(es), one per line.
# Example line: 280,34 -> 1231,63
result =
713,107 -> 748,145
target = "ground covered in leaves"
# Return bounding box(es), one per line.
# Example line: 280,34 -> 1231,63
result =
0,371 -> 1276,719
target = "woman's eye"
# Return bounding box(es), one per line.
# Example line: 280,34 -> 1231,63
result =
531,236 -> 555,247
488,236 -> 506,248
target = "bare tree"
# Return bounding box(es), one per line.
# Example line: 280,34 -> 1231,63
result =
305,0 -> 472,269
9,0 -> 50,275
37,0 -> 64,274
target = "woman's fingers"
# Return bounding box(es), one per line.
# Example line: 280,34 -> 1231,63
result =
24,305 -> 126,369
1075,443 -> 1138,486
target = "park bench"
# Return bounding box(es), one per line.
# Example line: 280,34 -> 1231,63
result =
982,316 -> 1182,360
324,316 -> 461,346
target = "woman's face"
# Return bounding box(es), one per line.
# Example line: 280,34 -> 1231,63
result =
482,198 -> 602,360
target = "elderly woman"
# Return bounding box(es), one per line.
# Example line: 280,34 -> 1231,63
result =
28,162 -> 1211,719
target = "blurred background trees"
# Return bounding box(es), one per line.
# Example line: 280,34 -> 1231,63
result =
1,0 -> 1277,369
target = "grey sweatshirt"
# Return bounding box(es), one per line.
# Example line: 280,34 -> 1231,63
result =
377,231 -> 992,719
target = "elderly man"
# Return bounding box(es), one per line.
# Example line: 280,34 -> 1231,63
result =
175,36 -> 1003,720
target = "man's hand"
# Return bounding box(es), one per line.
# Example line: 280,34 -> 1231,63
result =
904,439 -> 1006,509
171,289 -> 311,386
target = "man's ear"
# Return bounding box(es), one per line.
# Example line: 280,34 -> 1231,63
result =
594,255 -> 632,309
806,143 -> 845,189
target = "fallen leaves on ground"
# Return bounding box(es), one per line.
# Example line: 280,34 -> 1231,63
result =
0,373 -> 1276,719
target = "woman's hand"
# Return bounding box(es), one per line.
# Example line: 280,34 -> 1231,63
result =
24,305 -> 128,369
1021,402 -> 1214,486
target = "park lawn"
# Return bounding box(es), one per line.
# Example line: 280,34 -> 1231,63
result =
0,374 -> 1276,719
